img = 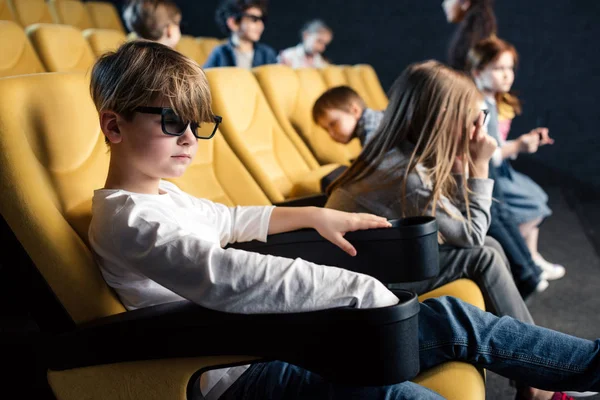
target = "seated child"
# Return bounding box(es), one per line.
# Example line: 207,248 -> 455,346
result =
203,0 -> 277,69
312,85 -> 383,146
278,19 -> 333,69
88,40 -> 600,400
122,0 -> 182,48
468,36 -> 565,281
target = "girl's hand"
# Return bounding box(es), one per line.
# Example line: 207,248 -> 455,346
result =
518,132 -> 540,153
532,127 -> 554,146
311,208 -> 392,256
469,119 -> 498,165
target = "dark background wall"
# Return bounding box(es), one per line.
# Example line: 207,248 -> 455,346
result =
111,0 -> 600,190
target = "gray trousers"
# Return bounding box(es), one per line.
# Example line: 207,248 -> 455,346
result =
390,236 -> 534,325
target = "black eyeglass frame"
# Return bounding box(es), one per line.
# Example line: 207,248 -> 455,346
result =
134,106 -> 222,140
239,13 -> 267,24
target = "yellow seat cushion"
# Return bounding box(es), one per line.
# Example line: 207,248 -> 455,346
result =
85,1 -> 125,33
169,131 -> 271,207
320,64 -> 349,88
355,64 -> 389,110
26,23 -> 96,73
414,279 -> 486,399
83,28 -> 126,57
413,361 -> 486,400
11,0 -> 53,28
48,0 -> 94,31
0,20 -> 45,77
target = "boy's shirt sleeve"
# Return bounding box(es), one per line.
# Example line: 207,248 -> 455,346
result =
190,196 -> 275,246
110,205 -> 398,314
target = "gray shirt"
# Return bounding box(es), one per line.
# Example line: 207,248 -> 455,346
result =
326,143 -> 494,248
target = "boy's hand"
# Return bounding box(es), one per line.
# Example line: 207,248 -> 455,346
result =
311,208 -> 392,256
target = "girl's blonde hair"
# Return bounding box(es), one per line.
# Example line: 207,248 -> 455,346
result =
467,36 -> 522,115
328,60 -> 483,225
90,40 -> 214,144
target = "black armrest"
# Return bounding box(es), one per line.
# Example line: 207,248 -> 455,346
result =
273,193 -> 328,207
45,290 -> 420,386
229,217 -> 440,283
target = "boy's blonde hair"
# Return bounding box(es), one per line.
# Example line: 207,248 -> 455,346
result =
329,60 -> 482,230
123,0 -> 181,41
90,40 -> 214,144
312,85 -> 366,124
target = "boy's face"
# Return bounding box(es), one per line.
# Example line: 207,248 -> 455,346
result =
316,106 -> 362,144
303,29 -> 332,55
164,13 -> 182,48
237,6 -> 265,42
474,51 -> 515,94
111,101 -> 199,181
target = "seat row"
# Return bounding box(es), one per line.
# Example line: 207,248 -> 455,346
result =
0,0 -> 123,32
0,68 -> 487,400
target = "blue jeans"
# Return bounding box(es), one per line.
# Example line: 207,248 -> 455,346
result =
487,166 -> 544,299
220,297 -> 600,399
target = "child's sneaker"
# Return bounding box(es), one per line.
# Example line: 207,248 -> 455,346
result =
562,391 -> 599,398
533,254 -> 566,281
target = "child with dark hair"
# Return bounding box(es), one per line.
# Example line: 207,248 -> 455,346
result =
278,19 -> 333,69
203,0 -> 277,69
312,85 -> 382,146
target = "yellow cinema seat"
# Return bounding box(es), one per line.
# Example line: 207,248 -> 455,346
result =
10,0 -> 53,27
0,20 -> 45,77
48,0 -> 94,30
85,1 -> 125,33
204,66 -> 341,203
26,23 -> 95,72
83,28 -> 126,57
254,64 -> 361,166
355,63 -> 389,110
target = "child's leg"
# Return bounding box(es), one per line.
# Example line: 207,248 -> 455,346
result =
488,201 -> 545,298
392,237 -> 534,324
520,218 -> 566,281
419,296 -> 600,393
219,360 -> 445,399
519,218 -> 542,257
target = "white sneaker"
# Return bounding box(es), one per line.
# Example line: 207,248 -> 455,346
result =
562,391 -> 599,398
533,254 -> 566,281
535,278 -> 549,293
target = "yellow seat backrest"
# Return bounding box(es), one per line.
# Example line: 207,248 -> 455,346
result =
83,27 -> 126,57
0,20 -> 45,77
0,72 -> 125,324
205,67 -> 328,203
168,130 -> 271,207
355,64 -> 389,110
26,23 -> 96,72
85,1 -> 125,33
198,36 -> 225,64
254,64 -> 361,166
343,64 -> 381,111
10,0 -> 53,27
175,34 -> 205,65
48,0 -> 94,30
320,64 -> 348,88
0,0 -> 17,23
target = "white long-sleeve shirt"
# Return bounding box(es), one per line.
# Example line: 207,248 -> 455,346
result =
88,180 -> 398,399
